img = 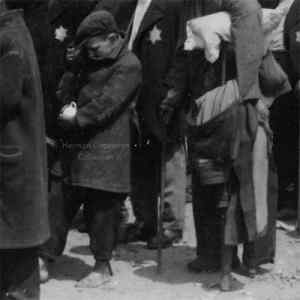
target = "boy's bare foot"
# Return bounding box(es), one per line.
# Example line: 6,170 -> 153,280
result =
76,261 -> 113,288
76,271 -> 111,288
39,258 -> 49,284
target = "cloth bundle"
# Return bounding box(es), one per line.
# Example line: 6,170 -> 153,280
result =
184,6 -> 286,63
187,79 -> 240,126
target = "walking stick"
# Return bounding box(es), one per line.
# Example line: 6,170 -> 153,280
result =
297,94 -> 300,234
157,140 -> 166,274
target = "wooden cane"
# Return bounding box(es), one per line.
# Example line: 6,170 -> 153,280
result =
157,141 -> 166,274
297,97 -> 300,234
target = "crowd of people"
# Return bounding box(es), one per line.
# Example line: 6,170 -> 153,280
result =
1,0 -> 300,299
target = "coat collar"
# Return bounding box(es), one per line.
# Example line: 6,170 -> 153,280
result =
85,37 -> 127,67
48,0 -> 68,23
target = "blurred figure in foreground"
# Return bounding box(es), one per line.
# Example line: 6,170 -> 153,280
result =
0,1 -> 49,299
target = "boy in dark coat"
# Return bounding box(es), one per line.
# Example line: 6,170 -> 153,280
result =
55,10 -> 141,288
0,1 -> 49,299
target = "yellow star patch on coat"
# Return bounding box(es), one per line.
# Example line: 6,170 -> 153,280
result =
296,31 -> 300,43
55,25 -> 68,42
149,25 -> 162,45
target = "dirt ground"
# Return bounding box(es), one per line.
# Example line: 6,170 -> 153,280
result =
42,203 -> 300,300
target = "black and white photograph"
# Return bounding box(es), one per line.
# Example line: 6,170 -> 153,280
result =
1,0 -> 300,299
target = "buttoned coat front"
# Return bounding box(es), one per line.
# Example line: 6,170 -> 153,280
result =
60,44 -> 142,193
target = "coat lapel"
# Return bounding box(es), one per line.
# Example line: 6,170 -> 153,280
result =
133,0 -> 165,46
48,0 -> 69,23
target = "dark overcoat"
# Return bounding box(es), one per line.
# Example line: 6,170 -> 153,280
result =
0,9 -> 49,248
284,0 -> 300,82
46,0 -> 101,137
128,0 -> 184,141
95,0 -> 136,32
7,0 -> 56,136
60,43 -> 141,193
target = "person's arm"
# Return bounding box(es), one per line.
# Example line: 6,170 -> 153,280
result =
76,58 -> 141,129
222,0 -> 265,100
159,0 -> 190,124
0,37 -> 24,125
289,19 -> 300,99
288,22 -> 300,80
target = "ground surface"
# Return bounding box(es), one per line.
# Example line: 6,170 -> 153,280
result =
42,203 -> 300,300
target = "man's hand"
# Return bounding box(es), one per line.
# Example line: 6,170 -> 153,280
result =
256,99 -> 269,120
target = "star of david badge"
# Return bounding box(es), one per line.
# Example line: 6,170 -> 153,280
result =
55,25 -> 68,42
296,31 -> 300,43
149,25 -> 162,45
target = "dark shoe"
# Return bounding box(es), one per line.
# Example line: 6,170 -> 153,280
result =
187,257 -> 220,273
245,266 -> 258,278
123,223 -> 151,243
164,229 -> 183,243
146,234 -> 174,250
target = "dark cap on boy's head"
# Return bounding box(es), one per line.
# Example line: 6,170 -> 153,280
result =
75,10 -> 120,46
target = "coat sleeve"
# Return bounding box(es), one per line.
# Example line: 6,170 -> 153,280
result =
285,1 -> 300,81
163,47 -> 189,109
76,58 -> 141,129
56,71 -> 78,105
0,37 -> 24,125
221,0 -> 265,100
161,0 -> 190,110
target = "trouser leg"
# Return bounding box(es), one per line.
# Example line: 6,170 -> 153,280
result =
85,189 -> 125,264
270,92 -> 298,211
40,184 -> 83,260
192,173 -> 223,266
130,136 -> 160,238
164,142 -> 186,234
243,242 -> 256,269
0,248 -> 39,300
0,251 -> 4,299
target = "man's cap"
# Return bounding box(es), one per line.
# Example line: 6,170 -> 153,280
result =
75,10 -> 120,47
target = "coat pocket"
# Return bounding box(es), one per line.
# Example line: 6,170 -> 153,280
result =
0,146 -> 25,198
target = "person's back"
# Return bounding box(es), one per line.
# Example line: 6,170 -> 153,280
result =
0,3 -> 49,299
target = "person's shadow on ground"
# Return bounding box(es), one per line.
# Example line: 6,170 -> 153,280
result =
48,254 -> 91,281
117,243 -> 223,288
69,241 -> 248,291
